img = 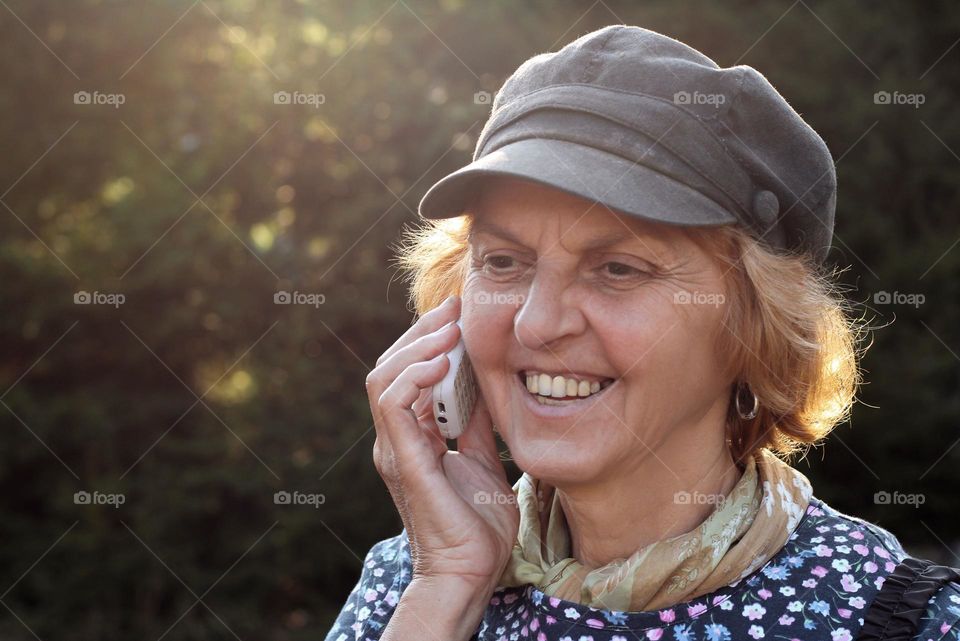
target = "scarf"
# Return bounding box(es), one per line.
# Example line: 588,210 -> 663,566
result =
497,448 -> 813,612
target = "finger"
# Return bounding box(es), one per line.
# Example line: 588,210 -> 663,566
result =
377,353 -> 453,482
411,386 -> 432,418
367,321 -> 459,447
373,320 -> 460,402
376,295 -> 460,367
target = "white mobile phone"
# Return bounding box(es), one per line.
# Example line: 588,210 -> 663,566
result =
432,319 -> 479,440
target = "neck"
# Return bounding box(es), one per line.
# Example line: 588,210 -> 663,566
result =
555,409 -> 744,569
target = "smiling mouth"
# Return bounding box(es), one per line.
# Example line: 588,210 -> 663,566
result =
517,371 -> 616,404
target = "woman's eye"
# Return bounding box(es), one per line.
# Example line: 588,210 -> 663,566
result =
602,261 -> 646,278
484,255 -> 516,270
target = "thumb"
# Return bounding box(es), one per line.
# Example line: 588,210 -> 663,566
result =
457,395 -> 505,479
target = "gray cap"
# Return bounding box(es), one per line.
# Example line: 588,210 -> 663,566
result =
418,24 -> 837,264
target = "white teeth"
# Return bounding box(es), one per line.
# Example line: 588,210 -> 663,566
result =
524,371 -> 611,399
537,373 -> 552,395
551,376 -> 565,397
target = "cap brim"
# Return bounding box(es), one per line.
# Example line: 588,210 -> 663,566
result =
417,138 -> 737,228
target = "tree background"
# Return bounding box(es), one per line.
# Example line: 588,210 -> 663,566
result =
0,0 -> 957,638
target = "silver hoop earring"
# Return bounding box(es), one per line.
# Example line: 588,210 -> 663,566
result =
735,381 -> 759,420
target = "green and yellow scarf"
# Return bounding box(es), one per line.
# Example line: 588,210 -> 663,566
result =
497,448 -> 812,611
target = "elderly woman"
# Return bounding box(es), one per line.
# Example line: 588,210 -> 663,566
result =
326,25 -> 959,641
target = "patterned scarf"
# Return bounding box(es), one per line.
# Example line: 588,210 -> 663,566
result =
497,448 -> 812,611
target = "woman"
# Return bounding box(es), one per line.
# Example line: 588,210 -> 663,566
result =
326,25 -> 959,641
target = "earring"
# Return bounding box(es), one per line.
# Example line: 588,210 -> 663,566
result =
735,381 -> 759,420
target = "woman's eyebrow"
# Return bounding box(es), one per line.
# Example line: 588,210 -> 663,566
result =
469,221 -> 527,246
470,220 -> 664,255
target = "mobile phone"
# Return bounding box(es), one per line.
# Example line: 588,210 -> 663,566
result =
432,319 -> 479,440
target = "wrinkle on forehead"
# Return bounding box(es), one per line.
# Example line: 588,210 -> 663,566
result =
470,176 -> 687,263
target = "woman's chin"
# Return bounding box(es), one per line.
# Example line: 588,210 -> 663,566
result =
503,435 -> 607,485
490,381 -> 623,482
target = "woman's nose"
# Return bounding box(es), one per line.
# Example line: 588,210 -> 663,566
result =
513,271 -> 586,350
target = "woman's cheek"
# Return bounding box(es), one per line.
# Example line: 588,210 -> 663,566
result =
464,273 -> 526,319
462,277 -> 514,362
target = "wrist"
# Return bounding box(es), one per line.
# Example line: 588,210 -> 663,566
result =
410,573 -> 498,596
383,575 -> 495,641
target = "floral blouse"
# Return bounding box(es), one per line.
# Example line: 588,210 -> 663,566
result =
324,497 -> 960,641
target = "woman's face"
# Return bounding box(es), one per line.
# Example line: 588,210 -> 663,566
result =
461,176 -> 735,486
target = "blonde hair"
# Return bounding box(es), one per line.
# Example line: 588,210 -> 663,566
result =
392,213 -> 868,464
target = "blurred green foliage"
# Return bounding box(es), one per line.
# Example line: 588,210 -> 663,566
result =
0,0 -> 958,638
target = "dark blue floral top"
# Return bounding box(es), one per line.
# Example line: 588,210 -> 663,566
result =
324,497 -> 960,641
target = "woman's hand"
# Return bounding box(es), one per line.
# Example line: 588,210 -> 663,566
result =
365,294 -> 520,591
